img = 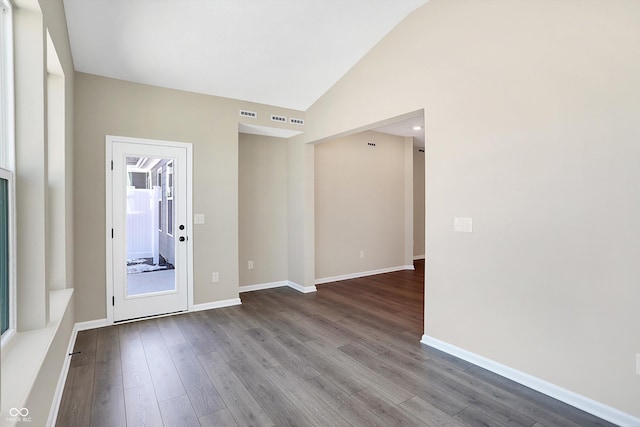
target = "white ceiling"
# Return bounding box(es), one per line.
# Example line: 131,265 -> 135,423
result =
237,113 -> 426,143
375,115 -> 425,147
63,0 -> 429,111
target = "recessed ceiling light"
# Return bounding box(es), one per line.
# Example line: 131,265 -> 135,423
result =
413,126 -> 422,131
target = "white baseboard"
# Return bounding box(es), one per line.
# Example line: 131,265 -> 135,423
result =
239,281 -> 287,293
75,318 -> 109,331
47,318 -> 107,426
421,335 -> 640,427
47,329 -> 78,427
413,255 -> 425,260
192,298 -> 242,312
287,281 -> 317,293
315,265 -> 415,285
239,280 -> 316,294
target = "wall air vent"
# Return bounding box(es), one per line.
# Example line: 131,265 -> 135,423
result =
271,114 -> 287,123
290,118 -> 305,126
240,110 -> 257,118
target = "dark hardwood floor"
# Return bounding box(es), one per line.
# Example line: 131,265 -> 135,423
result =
57,260 -> 615,426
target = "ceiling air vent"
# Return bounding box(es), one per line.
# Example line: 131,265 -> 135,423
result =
240,110 -> 257,118
271,114 -> 287,123
290,118 -> 305,126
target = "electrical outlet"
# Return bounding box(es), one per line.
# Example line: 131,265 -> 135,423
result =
248,260 -> 254,270
360,250 -> 365,259
212,272 -> 219,283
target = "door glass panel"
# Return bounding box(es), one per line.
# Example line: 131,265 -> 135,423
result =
125,156 -> 176,296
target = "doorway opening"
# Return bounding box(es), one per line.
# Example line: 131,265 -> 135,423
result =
312,109 -> 426,329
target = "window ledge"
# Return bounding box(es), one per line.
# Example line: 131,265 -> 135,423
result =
1,288 -> 73,421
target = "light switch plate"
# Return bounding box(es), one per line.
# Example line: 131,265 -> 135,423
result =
454,217 -> 473,233
194,214 -> 205,224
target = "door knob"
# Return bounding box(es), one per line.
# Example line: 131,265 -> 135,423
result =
179,236 -> 186,242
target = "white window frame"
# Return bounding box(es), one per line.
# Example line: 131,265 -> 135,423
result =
0,0 -> 14,171
0,168 -> 16,347
0,0 -> 15,348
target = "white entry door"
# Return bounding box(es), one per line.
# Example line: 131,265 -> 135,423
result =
108,136 -> 192,322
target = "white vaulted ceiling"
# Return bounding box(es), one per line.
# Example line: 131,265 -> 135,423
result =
63,0 -> 429,111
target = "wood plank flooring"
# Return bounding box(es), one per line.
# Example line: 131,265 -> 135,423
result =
57,261 -> 615,426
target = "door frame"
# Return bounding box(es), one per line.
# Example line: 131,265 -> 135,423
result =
105,135 -> 194,324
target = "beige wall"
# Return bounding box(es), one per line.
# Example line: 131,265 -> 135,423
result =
287,140 -> 315,288
74,73 -> 304,321
413,147 -> 425,257
315,131 -> 411,279
238,133 -> 288,286
402,136 -> 413,266
303,0 -> 640,418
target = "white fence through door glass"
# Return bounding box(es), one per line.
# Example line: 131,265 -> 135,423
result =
126,188 -> 160,262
